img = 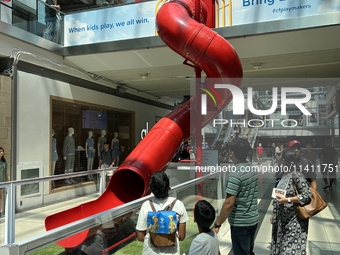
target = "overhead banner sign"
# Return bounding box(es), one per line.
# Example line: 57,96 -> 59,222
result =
217,0 -> 340,27
64,1 -> 158,47
64,0 -> 339,46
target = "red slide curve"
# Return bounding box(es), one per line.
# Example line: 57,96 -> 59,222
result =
45,0 -> 242,248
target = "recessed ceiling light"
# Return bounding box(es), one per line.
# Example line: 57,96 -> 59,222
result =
140,73 -> 149,80
252,63 -> 262,70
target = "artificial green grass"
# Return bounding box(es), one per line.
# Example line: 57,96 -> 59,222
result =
28,243 -> 65,255
113,215 -> 198,254
28,216 -> 198,255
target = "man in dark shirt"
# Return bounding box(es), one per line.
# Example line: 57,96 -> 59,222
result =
98,142 -> 116,180
44,0 -> 60,42
288,140 -> 317,190
302,143 -> 318,171
98,142 -> 116,169
277,140 -> 317,190
320,139 -> 338,191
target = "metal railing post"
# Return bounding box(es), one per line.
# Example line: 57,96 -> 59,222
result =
0,244 -> 19,255
5,183 -> 16,245
217,172 -> 223,215
99,170 -> 106,195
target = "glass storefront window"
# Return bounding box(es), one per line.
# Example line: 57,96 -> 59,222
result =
51,97 -> 134,190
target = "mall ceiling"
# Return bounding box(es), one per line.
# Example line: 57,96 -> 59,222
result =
65,24 -> 340,99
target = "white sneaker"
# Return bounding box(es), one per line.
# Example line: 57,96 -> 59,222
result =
323,184 -> 330,190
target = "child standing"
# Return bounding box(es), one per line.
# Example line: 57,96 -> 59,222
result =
136,171 -> 189,255
189,200 -> 220,255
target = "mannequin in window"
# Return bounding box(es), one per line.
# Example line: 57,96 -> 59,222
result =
98,130 -> 107,157
51,129 -> 58,188
85,131 -> 95,181
111,132 -> 120,166
63,127 -> 75,185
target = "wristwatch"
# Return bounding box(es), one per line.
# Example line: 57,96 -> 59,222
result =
214,222 -> 221,228
288,198 -> 291,203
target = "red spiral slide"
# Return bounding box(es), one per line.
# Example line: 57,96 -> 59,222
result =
45,0 -> 242,248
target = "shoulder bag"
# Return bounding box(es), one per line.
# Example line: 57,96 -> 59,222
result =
292,179 -> 327,219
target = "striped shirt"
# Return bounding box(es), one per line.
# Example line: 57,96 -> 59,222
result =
226,162 -> 259,227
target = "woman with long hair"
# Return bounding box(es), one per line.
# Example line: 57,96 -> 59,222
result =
270,148 -> 312,255
0,147 -> 9,217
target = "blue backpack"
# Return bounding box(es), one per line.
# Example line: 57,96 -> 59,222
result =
147,199 -> 178,247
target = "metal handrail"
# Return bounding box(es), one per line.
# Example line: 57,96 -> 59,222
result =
37,0 -> 66,15
0,2 -> 12,9
0,167 -> 116,189
250,127 -> 258,148
212,123 -> 224,147
0,167 -> 117,245
0,171 -> 222,255
223,124 -> 233,143
0,1 -> 65,15
0,1 -> 32,20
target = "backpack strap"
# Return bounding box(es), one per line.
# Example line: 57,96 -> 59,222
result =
164,199 -> 177,211
149,201 -> 156,212
149,199 -> 178,212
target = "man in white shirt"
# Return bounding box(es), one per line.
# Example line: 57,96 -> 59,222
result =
275,145 -> 281,159
136,171 -> 189,255
271,143 -> 281,166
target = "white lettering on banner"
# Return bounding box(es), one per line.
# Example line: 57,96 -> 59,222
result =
141,122 -> 149,140
243,0 -> 274,6
64,1 -> 157,47
64,0 -> 339,47
214,0 -> 339,32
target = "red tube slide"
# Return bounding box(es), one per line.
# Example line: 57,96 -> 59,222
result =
45,0 -> 242,248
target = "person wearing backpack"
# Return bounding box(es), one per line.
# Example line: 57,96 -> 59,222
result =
136,171 -> 189,254
188,200 -> 221,255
